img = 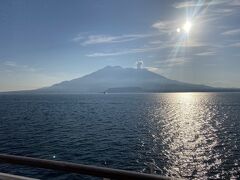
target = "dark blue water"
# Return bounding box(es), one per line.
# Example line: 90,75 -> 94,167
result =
0,93 -> 240,179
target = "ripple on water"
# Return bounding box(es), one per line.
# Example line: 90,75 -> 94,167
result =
0,93 -> 239,179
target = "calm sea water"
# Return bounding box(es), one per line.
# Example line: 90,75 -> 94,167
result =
0,93 -> 239,179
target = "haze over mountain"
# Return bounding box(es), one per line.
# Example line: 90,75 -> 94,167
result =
32,65 -> 231,93
2,65 -> 240,94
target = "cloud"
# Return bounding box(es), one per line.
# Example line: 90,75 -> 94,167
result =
204,7 -> 236,22
210,8 -> 234,14
86,45 -> 166,57
146,58 -> 188,74
229,0 -> 240,6
84,1 -> 235,58
173,0 -> 229,9
175,41 -> 206,48
73,33 -> 151,45
195,51 -> 216,56
172,0 -> 237,27
2,61 -> 36,72
72,32 -> 88,42
86,39 -> 208,57
86,52 -> 128,57
4,61 -> 17,67
145,66 -> 159,72
151,8 -> 233,36
173,1 -> 204,9
222,28 -> 240,35
229,42 -> 240,47
146,58 -> 189,72
149,40 -> 164,44
152,20 -> 177,34
157,57 -> 188,67
72,35 -> 85,42
145,66 -> 167,74
144,57 -> 189,74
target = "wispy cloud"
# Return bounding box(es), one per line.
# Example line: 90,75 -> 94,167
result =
176,41 -> 206,48
145,66 -> 162,73
173,1 -> 204,9
210,8 -> 234,14
149,40 -> 164,45
156,57 -> 189,67
229,0 -> 240,6
145,57 -> 190,74
4,61 -> 17,67
173,0 -> 229,9
195,51 -> 216,56
72,35 -> 85,42
87,39 -> 207,57
3,61 -> 36,72
81,0 -> 239,58
71,32 -> 88,42
86,45 -> 166,57
222,28 -> 240,35
86,51 -> 128,57
229,42 -> 240,47
172,0 -> 237,27
146,58 -> 189,74
152,20 -> 177,34
73,34 -> 152,45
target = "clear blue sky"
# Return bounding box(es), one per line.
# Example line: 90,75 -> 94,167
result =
0,0 -> 240,91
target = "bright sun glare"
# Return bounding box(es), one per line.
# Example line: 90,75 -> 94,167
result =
177,21 -> 192,34
182,21 -> 192,33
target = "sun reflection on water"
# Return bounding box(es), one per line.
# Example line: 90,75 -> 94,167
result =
148,93 -> 222,179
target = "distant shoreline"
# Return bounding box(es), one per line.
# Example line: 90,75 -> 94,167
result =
1,89 -> 240,95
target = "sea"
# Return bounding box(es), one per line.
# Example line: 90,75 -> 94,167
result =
0,93 -> 239,179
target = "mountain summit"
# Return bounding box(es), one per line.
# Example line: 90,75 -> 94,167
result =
38,66 -> 214,93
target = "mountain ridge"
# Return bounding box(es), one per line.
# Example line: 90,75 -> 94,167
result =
34,66 -> 231,93
1,66 -> 240,94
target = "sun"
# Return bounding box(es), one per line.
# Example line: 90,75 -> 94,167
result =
176,21 -> 193,34
182,21 -> 192,33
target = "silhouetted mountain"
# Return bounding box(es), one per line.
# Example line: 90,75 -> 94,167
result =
36,66 -> 217,93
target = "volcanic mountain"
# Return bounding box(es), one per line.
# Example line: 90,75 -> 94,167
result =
35,66 -> 216,93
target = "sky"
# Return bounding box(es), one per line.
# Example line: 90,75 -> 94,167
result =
0,0 -> 240,91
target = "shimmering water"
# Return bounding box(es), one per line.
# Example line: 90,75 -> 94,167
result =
0,93 -> 239,179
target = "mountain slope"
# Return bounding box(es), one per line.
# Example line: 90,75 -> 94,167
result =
38,66 -> 214,93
